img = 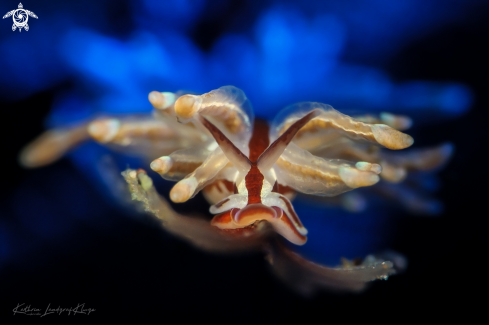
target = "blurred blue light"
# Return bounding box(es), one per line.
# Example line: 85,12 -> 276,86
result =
0,24 -> 67,99
440,84 -> 474,115
292,202 -> 394,266
60,29 -> 132,91
394,81 -> 473,115
1,0 -> 479,271
133,0 -> 206,31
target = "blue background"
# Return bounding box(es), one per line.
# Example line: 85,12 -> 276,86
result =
0,0 -> 486,321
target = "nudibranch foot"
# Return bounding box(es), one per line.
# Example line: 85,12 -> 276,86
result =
265,240 -> 402,295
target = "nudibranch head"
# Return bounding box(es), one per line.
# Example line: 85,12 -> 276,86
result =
211,203 -> 307,245
198,110 -> 321,245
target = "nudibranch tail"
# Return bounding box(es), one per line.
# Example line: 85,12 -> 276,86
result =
266,241 -> 400,294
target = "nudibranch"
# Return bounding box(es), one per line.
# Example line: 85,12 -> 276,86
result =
145,87 -> 410,245
20,86 -> 451,293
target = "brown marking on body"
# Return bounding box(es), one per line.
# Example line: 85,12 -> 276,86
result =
211,209 -> 233,226
211,210 -> 263,234
275,156 -> 343,183
114,121 -> 177,141
278,211 -> 307,244
248,119 -> 270,161
245,119 -> 270,204
205,179 -> 234,193
273,182 -> 296,197
279,196 -> 305,228
244,166 -> 263,204
166,161 -> 202,178
214,198 -> 230,209
199,116 -> 251,164
233,204 -> 277,226
222,222 -> 263,235
281,117 -> 376,142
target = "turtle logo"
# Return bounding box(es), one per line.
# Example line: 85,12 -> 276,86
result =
3,3 -> 37,32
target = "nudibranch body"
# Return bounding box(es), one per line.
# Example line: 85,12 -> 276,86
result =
20,86 -> 451,293
147,87 -> 412,245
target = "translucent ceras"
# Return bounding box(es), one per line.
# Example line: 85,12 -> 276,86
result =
21,86 -> 446,293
